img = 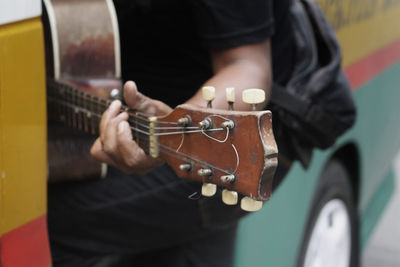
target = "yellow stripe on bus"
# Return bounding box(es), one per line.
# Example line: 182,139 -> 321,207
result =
0,17 -> 47,234
317,0 -> 400,66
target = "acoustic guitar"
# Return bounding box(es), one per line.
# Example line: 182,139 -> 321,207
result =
43,0 -> 278,212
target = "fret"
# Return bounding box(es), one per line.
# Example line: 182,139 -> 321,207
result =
63,85 -> 68,126
135,113 -> 139,144
128,114 -> 151,155
81,90 -> 89,133
75,88 -> 80,130
77,89 -> 83,131
91,95 -> 99,135
96,97 -> 101,133
100,98 -> 109,116
72,88 -> 77,129
65,85 -> 71,128
69,86 -> 74,128
59,84 -> 66,123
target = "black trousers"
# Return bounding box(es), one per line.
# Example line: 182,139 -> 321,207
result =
48,165 -> 248,267
48,137 -> 292,267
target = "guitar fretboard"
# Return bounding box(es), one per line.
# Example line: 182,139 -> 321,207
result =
46,79 -> 151,153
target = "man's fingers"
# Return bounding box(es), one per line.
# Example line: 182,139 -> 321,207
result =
123,81 -> 142,111
91,81 -> 172,175
100,100 -> 122,135
116,121 -> 141,167
90,138 -> 118,166
117,121 -> 163,174
91,121 -> 164,174
124,81 -> 156,114
123,80 -> 172,116
101,112 -> 129,154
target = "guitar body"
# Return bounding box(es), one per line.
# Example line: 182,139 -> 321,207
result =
43,0 -> 121,183
43,0 -> 120,79
43,0 -> 121,96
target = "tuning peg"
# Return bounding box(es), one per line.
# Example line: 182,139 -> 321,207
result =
242,89 -> 266,110
202,86 -> 215,108
240,197 -> 263,212
201,183 -> 217,197
179,163 -> 192,172
222,189 -> 238,205
226,87 -> 235,110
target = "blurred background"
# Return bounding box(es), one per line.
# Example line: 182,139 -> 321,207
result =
363,152 -> 400,267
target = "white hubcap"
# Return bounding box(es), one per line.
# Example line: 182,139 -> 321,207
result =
304,199 -> 351,267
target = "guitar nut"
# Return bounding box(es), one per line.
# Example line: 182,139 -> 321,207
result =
179,163 -> 192,172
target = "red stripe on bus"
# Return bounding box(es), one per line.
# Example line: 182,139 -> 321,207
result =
1,215 -> 51,267
0,239 -> 3,267
345,38 -> 400,90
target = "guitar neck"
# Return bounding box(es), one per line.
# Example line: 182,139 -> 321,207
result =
47,79 -> 279,201
47,79 -> 151,154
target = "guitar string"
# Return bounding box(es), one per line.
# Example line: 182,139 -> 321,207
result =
48,82 -> 178,125
48,97 -> 232,144
125,119 -> 237,175
48,92 -> 205,128
48,97 -> 230,135
48,83 -> 242,138
48,92 -> 237,165
48,96 -> 201,131
48,91 -> 156,124
49,81 -> 238,132
49,97 -> 236,174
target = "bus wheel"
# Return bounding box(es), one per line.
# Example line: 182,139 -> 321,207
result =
297,159 -> 359,267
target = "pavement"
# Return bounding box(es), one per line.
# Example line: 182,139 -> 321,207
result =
362,152 -> 400,267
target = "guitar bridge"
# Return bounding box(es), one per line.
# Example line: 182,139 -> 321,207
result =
149,116 -> 159,158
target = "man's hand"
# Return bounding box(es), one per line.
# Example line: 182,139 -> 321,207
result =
90,81 -> 172,174
92,40 -> 272,175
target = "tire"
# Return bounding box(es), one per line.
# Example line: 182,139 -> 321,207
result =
296,159 -> 359,267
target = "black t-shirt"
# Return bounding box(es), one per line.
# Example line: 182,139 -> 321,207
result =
114,0 -> 294,107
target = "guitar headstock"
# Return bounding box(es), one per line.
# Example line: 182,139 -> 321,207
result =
152,88 -> 278,211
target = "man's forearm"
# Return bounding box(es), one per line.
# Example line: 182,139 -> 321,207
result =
186,40 -> 272,110
90,40 -> 273,174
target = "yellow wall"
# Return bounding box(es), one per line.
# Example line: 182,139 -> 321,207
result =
0,17 -> 47,235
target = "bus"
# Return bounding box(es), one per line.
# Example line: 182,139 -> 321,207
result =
0,1 -> 50,266
234,0 -> 400,266
0,0 -> 399,266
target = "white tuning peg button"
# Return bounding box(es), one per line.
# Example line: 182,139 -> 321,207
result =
240,197 -> 263,212
222,189 -> 238,205
201,183 -> 217,197
242,89 -> 266,110
226,87 -> 235,110
202,86 -> 215,108
226,87 -> 235,102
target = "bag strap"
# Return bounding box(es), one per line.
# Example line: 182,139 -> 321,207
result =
270,84 -> 347,138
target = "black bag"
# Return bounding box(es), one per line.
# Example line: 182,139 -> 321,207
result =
269,0 -> 357,168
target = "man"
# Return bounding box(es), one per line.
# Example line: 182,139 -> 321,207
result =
48,0 -> 294,266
